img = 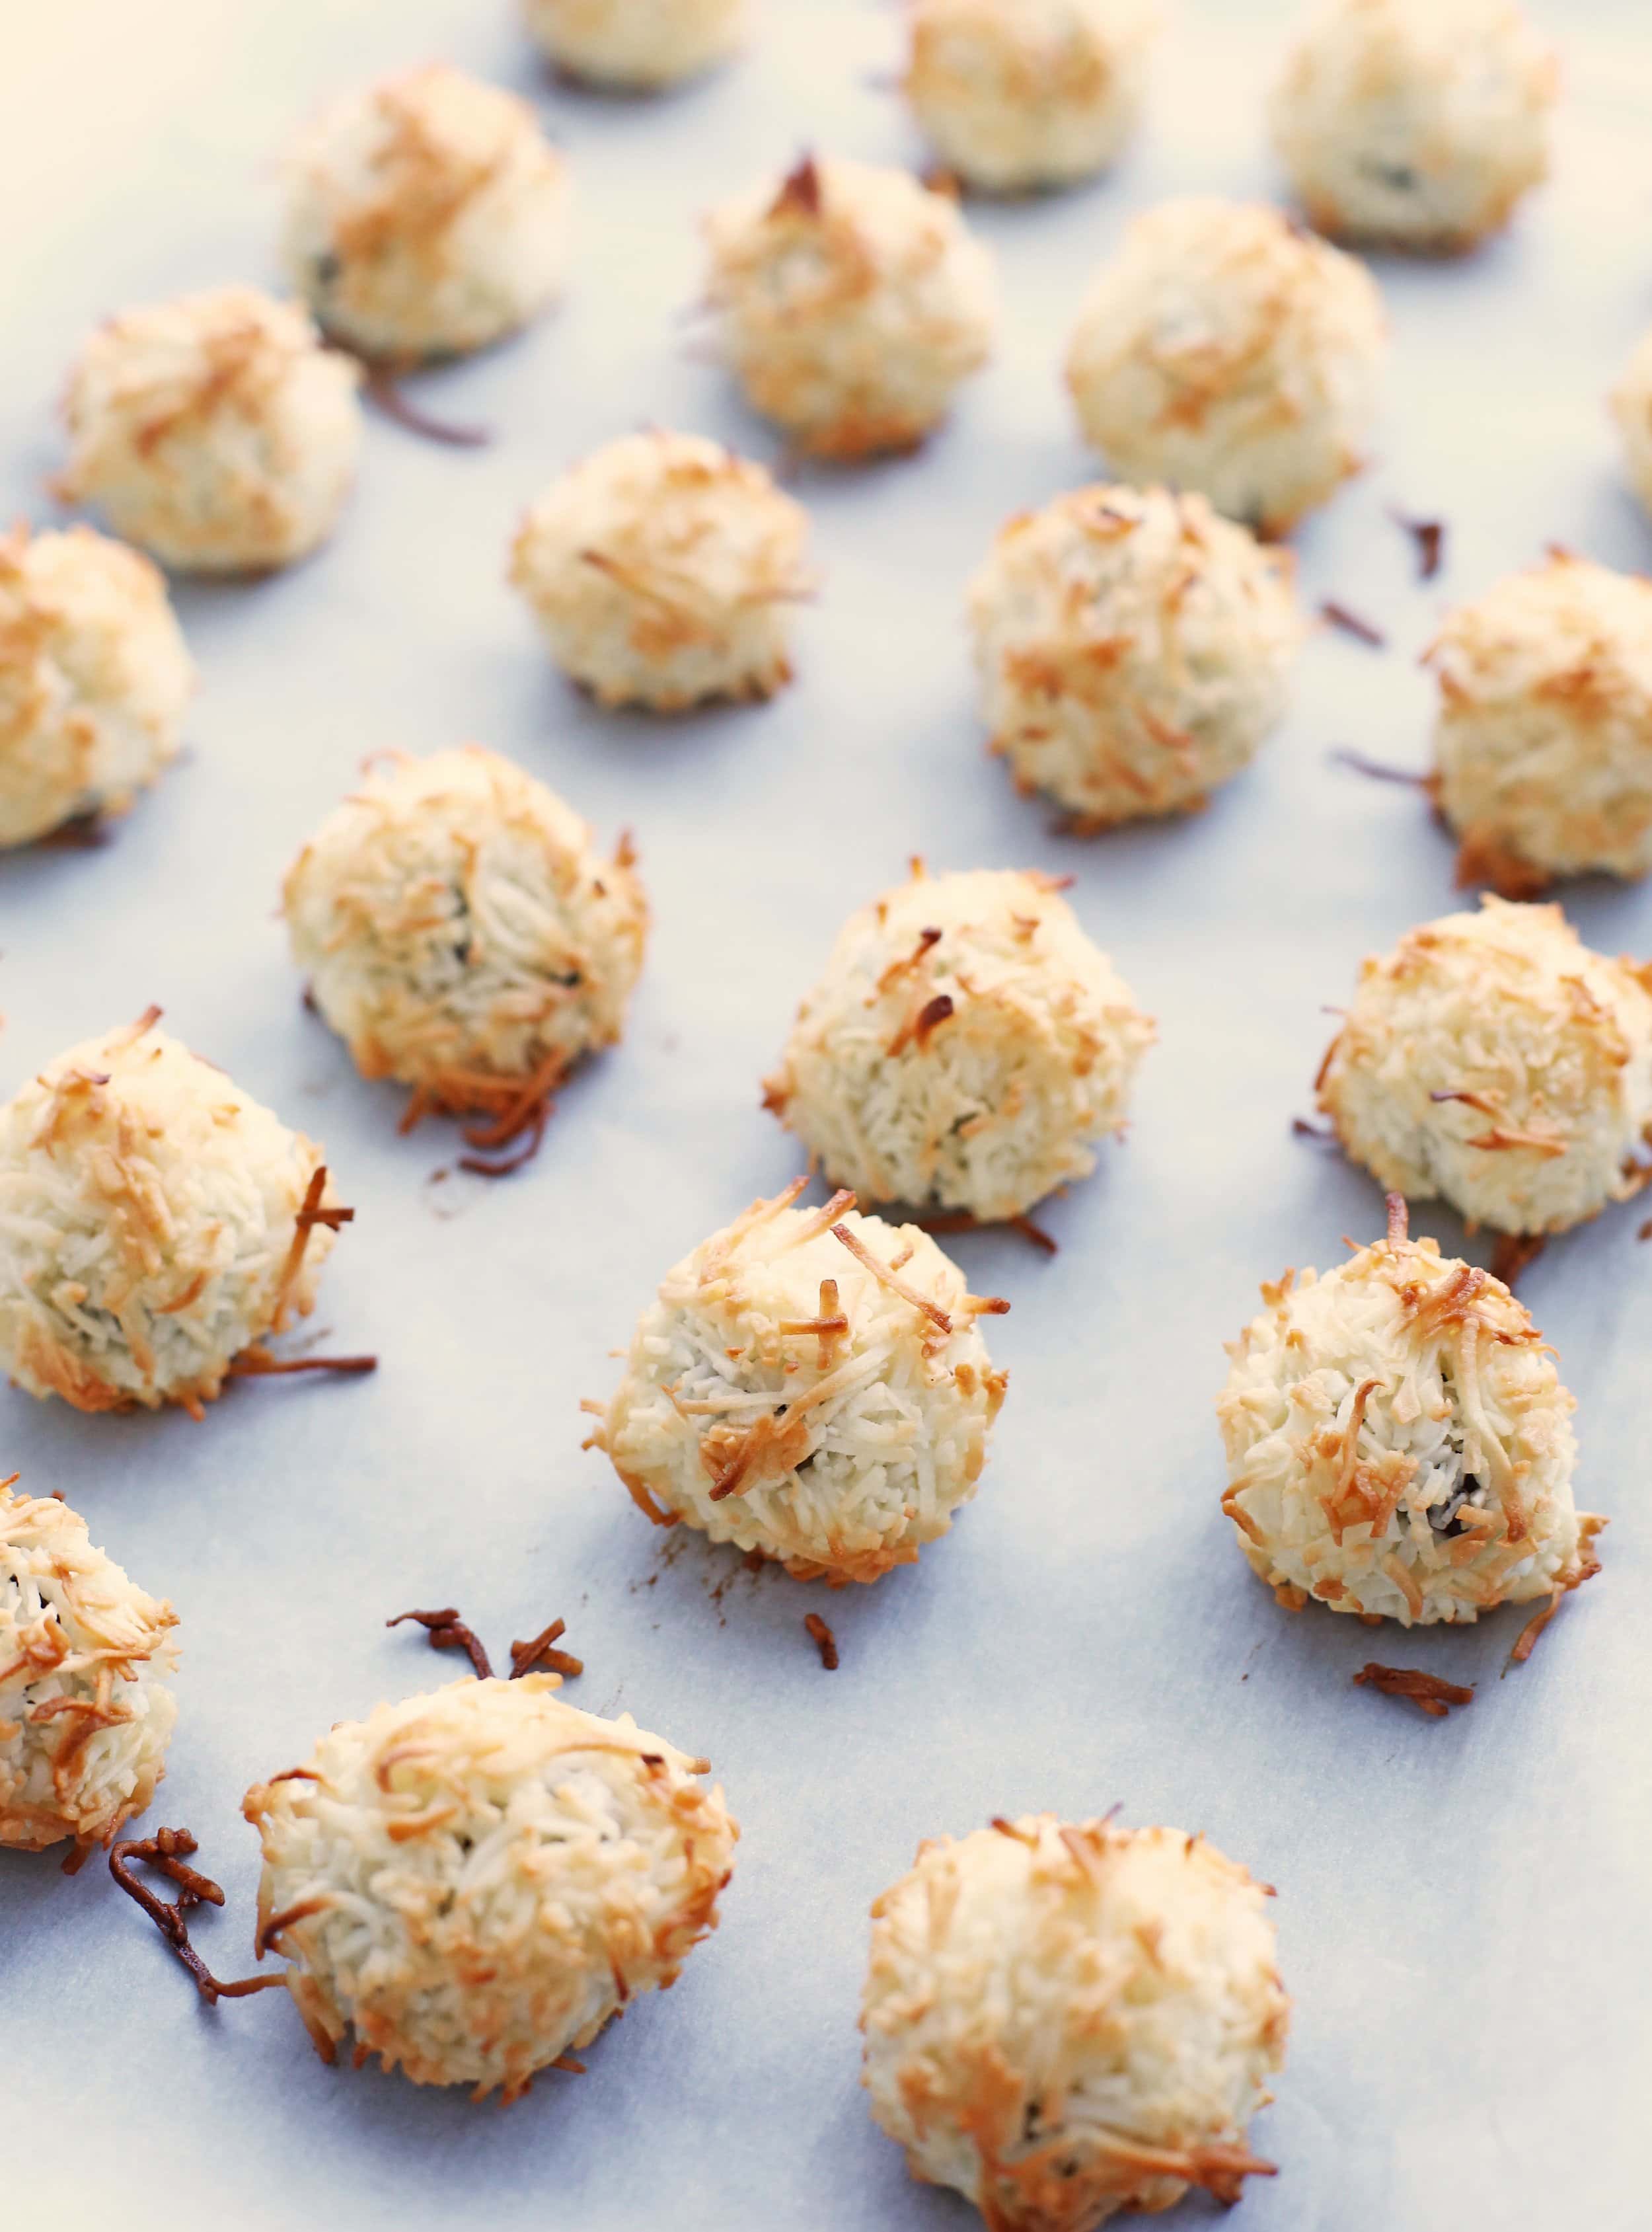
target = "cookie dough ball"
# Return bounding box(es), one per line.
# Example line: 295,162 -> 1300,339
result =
969,484 -> 1302,826
1220,1200 -> 1604,1625
862,1816 -> 1288,2229
57,286 -> 361,573
1065,198 -> 1386,535
1318,896 -> 1652,1236
1426,552 -> 1652,892
596,1180 -> 1007,1582
523,0 -> 748,87
765,865 -> 1154,1222
1,1482 -> 178,1853
0,1010 -> 342,1414
509,429 -> 811,710
1609,327 -> 1652,527
702,155 -> 996,459
282,64 -> 571,362
244,1675 -> 736,2098
905,0 -> 1162,194
1271,0 -> 1557,253
283,746 -> 647,1130
0,523 -> 193,847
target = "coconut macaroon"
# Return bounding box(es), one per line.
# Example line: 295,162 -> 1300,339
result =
701,155 -> 996,461
1,1482 -> 178,1855
595,1180 -> 1007,1583
284,747 -> 646,1158
1271,0 -> 1558,254
0,522 -> 193,847
1220,1198 -> 1604,1631
57,286 -> 362,574
968,484 -> 1302,827
243,1675 -> 735,2098
509,429 -> 811,710
1425,553 -> 1652,894
281,64 -> 571,363
1610,327 -> 1652,529
522,0 -> 749,87
904,0 -> 1162,196
0,1010 -> 345,1414
765,865 -> 1154,1223
862,1815 -> 1288,2228
1317,896 -> 1652,1239
1065,198 -> 1386,536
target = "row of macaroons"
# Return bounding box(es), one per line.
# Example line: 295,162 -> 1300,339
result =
14,459 -> 1652,892
2,1480 -> 1290,2218
521,0 -> 1559,239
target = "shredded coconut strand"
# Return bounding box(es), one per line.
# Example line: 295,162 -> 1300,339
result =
521,0 -> 749,89
597,1185 -> 1008,1582
243,1675 -> 736,2099
0,1482 -> 178,1851
861,1815 -> 1288,2229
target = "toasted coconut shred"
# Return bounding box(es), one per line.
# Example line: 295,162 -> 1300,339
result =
969,483 -> 1302,827
1271,0 -> 1557,254
521,0 -> 750,90
765,865 -> 1154,1223
595,1182 -> 1008,1584
56,285 -> 362,574
0,522 -> 194,848
860,1815 -> 1288,2230
283,746 -> 646,1150
1425,551 -> 1652,891
509,428 -> 812,711
903,0 -> 1164,196
1316,895 -> 1652,1237
242,1675 -> 737,2100
281,63 -> 570,364
1217,1198 -> 1604,1628
1064,196 -> 1386,537
700,155 -> 997,461
0,1013 -> 347,1414
0,1481 -> 178,1854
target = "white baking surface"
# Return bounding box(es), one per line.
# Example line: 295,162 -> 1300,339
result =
1,2 -> 1647,2225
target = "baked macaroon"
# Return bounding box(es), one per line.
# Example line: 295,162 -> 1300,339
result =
1609,327 -> 1652,529
701,155 -> 996,460
903,0 -> 1162,196
969,483 -> 1302,826
1,1481 -> 178,1856
56,286 -> 362,573
284,746 -> 646,1159
1219,1197 -> 1604,1627
594,1178 -> 1007,1582
0,521 -> 193,847
244,1675 -> 736,2098
282,63 -> 571,362
1065,197 -> 1386,535
0,1009 -> 345,1415
523,0 -> 749,88
509,428 -> 811,710
862,1815 -> 1288,2229
764,865 -> 1154,1223
1271,0 -> 1558,253
1425,551 -> 1652,894
1317,896 -> 1652,1239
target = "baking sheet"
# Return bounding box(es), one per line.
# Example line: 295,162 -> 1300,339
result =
1,3 -> 1647,2225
